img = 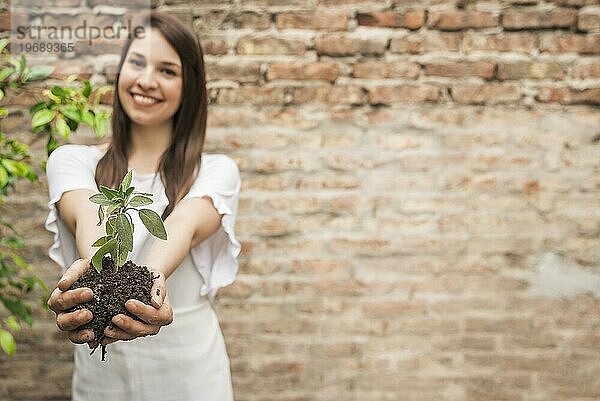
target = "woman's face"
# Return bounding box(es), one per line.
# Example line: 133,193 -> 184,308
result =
117,28 -> 183,127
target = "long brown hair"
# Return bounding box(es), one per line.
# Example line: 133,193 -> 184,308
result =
95,12 -> 208,219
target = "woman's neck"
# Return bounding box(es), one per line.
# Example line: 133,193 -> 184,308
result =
128,121 -> 172,174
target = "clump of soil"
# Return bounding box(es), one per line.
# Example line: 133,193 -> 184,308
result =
68,256 -> 155,360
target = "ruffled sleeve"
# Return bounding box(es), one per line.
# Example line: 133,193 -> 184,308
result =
44,145 -> 99,270
183,154 -> 242,301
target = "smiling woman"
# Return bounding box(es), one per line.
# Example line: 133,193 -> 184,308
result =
44,12 -> 240,401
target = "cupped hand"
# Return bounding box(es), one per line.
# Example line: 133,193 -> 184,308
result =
47,258 -> 95,344
101,270 -> 173,345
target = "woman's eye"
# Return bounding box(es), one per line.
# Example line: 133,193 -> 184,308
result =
129,59 -> 144,67
162,68 -> 176,76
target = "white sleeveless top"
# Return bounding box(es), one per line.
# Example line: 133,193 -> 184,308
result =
44,144 -> 240,401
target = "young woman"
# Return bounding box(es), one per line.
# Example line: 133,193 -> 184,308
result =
45,12 -> 240,401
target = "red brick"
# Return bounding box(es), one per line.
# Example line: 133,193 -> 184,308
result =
276,11 -> 348,30
428,10 -> 499,30
502,7 -> 578,29
572,58 -> 600,78
578,6 -> 600,31
353,61 -> 420,79
451,83 -> 522,104
236,36 -> 306,55
368,84 -> 443,105
267,62 -> 340,82
292,85 -> 366,105
206,62 -> 261,83
497,61 -> 565,80
49,60 -> 93,80
315,34 -> 387,56
363,301 -> 428,318
217,86 -> 286,105
390,31 -> 460,54
74,39 -> 125,55
424,60 -> 495,79
539,33 -> 600,54
201,37 -> 228,55
536,85 -> 600,104
464,32 -> 536,53
357,10 -> 426,29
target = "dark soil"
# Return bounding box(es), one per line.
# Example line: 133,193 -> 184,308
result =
68,256 -> 155,360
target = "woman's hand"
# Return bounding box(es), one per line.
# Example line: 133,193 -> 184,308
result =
47,258 -> 95,344
101,271 -> 174,345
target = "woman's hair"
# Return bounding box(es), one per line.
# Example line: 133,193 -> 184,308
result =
95,12 -> 208,220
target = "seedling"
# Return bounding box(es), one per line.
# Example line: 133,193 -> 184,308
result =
88,170 -> 167,273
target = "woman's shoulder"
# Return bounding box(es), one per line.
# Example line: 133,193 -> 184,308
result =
47,144 -> 103,167
200,154 -> 240,175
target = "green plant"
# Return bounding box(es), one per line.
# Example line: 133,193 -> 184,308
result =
88,170 -> 167,273
0,38 -> 111,355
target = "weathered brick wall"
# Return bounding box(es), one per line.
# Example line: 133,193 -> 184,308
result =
1,0 -> 599,400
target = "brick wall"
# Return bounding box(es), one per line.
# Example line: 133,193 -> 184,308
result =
1,0 -> 599,400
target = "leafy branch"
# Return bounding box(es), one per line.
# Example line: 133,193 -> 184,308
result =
88,170 -> 167,273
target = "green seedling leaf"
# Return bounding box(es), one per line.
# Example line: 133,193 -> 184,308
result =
89,193 -> 112,207
129,195 -> 153,207
91,235 -> 111,247
46,134 -> 58,156
138,209 -> 167,240
97,204 -> 104,226
106,217 -> 116,236
116,214 -> 133,252
99,185 -> 120,200
106,203 -> 120,216
0,329 -> 16,356
117,243 -> 128,267
91,238 -> 117,272
120,170 -> 133,193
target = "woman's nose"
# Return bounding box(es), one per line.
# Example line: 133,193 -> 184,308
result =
135,68 -> 158,89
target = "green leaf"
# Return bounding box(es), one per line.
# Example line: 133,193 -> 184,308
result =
82,80 -> 92,98
0,329 -> 16,356
91,238 -> 117,272
94,112 -> 110,137
10,254 -> 27,269
30,102 -> 48,115
138,209 -> 167,240
46,135 -> 58,156
120,170 -> 133,193
4,316 -> 20,332
55,115 -> 70,140
129,195 -> 153,207
91,235 -> 111,247
106,217 -> 116,236
0,297 -> 32,325
117,243 -> 128,267
31,109 -> 55,129
59,105 -> 81,123
0,88 -> 4,101
99,185 -> 120,200
0,39 -> 9,52
89,193 -> 112,207
0,67 -> 14,82
116,214 -> 133,252
96,204 -> 104,226
81,110 -> 94,127
1,160 -> 29,177
0,165 -> 8,188
28,65 -> 54,81
106,203 -> 120,216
